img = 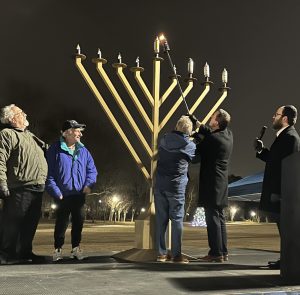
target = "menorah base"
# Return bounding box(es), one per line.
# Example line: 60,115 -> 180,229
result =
112,248 -> 197,263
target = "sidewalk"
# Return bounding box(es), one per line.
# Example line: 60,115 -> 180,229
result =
0,248 -> 299,295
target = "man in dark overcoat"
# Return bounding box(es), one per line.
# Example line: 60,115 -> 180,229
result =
254,105 -> 300,268
193,109 -> 233,262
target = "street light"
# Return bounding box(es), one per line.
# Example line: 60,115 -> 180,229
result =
141,207 -> 146,213
229,206 -> 239,222
51,204 -> 57,210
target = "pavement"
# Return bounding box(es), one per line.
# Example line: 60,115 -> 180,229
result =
1,248 -> 300,295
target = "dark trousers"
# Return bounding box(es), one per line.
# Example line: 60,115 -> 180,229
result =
54,194 -> 85,249
0,188 -> 42,259
204,207 -> 228,257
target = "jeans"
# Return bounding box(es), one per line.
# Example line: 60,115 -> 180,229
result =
54,194 -> 85,249
204,207 -> 228,257
154,189 -> 185,258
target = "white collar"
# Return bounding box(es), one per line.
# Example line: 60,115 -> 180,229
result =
276,125 -> 289,137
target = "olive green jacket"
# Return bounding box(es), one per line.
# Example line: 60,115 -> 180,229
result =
0,127 -> 48,189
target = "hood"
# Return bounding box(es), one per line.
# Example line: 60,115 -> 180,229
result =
160,131 -> 190,152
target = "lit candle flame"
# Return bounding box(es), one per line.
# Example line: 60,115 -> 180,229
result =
136,56 -> 140,67
222,68 -> 228,84
118,52 -> 122,63
188,58 -> 194,74
204,62 -> 210,78
76,44 -> 81,55
97,48 -> 102,59
159,34 -> 165,42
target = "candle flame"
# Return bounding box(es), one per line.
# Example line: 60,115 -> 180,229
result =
159,34 -> 166,41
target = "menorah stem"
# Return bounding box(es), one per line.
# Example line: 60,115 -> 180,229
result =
201,89 -> 228,124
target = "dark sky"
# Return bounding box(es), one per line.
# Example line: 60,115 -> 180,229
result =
1,0 -> 300,179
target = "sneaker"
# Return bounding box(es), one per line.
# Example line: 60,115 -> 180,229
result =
223,254 -> 229,261
172,255 -> 189,264
156,254 -> 172,262
53,248 -> 63,262
70,247 -> 86,260
198,254 -> 224,263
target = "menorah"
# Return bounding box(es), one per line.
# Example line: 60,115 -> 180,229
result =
74,36 -> 229,261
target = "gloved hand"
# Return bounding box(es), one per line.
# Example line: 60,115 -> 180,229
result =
0,183 -> 10,199
186,114 -> 200,130
254,138 -> 264,152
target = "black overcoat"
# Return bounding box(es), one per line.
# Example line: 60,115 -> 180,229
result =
194,125 -> 233,208
257,125 -> 300,213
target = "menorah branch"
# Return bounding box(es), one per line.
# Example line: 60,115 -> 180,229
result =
160,77 -> 177,106
132,70 -> 154,106
189,83 -> 211,114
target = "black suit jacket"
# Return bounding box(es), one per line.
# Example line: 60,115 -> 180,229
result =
257,125 -> 300,213
193,125 -> 233,208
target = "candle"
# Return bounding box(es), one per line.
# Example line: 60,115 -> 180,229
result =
136,56 -> 140,67
222,68 -> 228,84
173,64 -> 177,74
76,44 -> 81,55
97,48 -> 102,59
154,37 -> 160,54
204,62 -> 210,78
188,58 -> 194,74
118,53 -> 122,63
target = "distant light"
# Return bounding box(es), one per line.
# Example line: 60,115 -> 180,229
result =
141,208 -> 146,213
112,196 -> 119,202
230,206 -> 238,215
250,211 -> 256,217
98,200 -> 102,203
51,204 -> 57,210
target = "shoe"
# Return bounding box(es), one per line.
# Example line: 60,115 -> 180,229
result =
70,247 -> 86,260
172,255 -> 189,264
53,248 -> 63,262
21,253 -> 46,263
198,255 -> 224,263
268,260 -> 280,269
223,254 -> 229,261
156,254 -> 172,262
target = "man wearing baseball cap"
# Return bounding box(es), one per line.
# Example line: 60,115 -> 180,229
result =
46,120 -> 97,262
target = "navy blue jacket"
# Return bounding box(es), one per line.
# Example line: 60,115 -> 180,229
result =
155,131 -> 196,194
46,141 -> 97,199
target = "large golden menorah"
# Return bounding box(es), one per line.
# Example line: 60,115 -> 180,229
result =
74,36 -> 229,261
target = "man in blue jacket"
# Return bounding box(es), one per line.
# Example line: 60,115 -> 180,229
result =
46,120 -> 97,262
155,116 -> 196,264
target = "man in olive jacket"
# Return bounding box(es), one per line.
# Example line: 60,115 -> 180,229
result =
193,109 -> 233,263
254,105 -> 300,269
0,104 -> 48,264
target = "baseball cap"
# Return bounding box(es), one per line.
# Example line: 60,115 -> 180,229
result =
61,120 -> 86,132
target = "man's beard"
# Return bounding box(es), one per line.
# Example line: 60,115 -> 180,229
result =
272,119 -> 283,130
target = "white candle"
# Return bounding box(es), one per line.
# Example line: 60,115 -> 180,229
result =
204,62 -> 210,78
76,44 -> 81,55
154,37 -> 160,54
97,48 -> 102,59
173,64 -> 177,74
118,53 -> 122,63
136,56 -> 140,67
188,58 -> 194,74
222,68 -> 228,84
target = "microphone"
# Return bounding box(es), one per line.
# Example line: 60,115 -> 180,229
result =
258,126 -> 267,140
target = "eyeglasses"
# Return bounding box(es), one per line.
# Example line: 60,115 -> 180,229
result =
274,113 -> 283,117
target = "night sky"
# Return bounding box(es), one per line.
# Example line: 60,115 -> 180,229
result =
1,0 -> 300,180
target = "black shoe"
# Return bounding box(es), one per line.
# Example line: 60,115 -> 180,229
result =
268,260 -> 280,269
20,253 -> 47,263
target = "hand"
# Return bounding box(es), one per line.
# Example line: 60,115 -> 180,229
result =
254,138 -> 264,152
83,186 -> 91,195
0,184 -> 10,199
186,114 -> 201,130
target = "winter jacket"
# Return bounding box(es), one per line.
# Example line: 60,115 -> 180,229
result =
0,127 -> 48,189
193,125 -> 233,208
45,140 -> 97,199
155,131 -> 196,194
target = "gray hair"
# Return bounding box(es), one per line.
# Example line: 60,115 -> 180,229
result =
0,104 -> 16,124
175,115 -> 193,135
216,109 -> 231,129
